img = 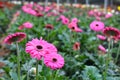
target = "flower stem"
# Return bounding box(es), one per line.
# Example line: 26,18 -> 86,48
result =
103,40 -> 111,80
27,71 -> 29,80
115,42 -> 120,63
36,60 -> 39,80
54,69 -> 59,80
16,42 -> 21,80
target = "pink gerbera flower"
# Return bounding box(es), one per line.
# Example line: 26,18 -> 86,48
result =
68,22 -> 83,32
90,20 -> 105,32
88,10 -> 94,16
97,34 -> 106,40
18,22 -> 33,30
23,22 -> 33,29
25,38 -> 57,60
98,45 -> 107,53
105,13 -> 113,19
4,32 -> 26,44
62,18 -> 69,25
42,42 -> 58,57
44,53 -> 64,70
25,38 -> 48,60
71,18 -> 78,23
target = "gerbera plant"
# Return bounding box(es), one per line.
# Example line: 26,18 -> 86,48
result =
4,32 -> 26,80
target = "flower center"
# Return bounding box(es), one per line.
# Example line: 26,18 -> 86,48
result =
75,44 -> 78,48
11,36 -> 19,42
36,45 -> 43,50
106,31 -> 118,36
52,58 -> 57,62
71,26 -> 75,30
96,24 -> 99,27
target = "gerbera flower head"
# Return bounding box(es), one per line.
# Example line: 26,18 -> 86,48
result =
18,22 -> 33,30
68,22 -> 83,32
103,27 -> 120,38
4,32 -> 26,45
62,18 -> 69,25
95,16 -> 101,21
60,15 -> 65,20
44,43 -> 57,55
23,22 -> 33,29
98,45 -> 107,53
25,38 -> 57,60
88,10 -> 94,16
71,18 -> 78,23
97,34 -> 106,40
44,53 -> 64,70
73,42 -> 80,51
35,11 -> 43,17
56,15 -> 65,21
25,38 -> 48,60
45,24 -> 54,30
105,13 -> 113,19
90,20 -> 105,32
44,6 -> 52,12
22,4 -> 36,15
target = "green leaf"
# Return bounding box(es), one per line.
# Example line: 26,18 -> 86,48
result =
9,71 -> 18,80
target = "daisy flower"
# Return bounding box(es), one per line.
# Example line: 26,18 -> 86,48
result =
45,24 -> 54,30
90,20 -> 105,32
103,27 -> 120,38
73,42 -> 80,51
44,53 -> 64,70
4,32 -> 26,44
68,22 -> 83,32
25,38 -> 48,60
25,38 -> 57,60
18,22 -> 33,30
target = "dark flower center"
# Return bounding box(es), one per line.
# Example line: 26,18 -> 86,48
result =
96,24 -> 99,26
106,31 -> 118,36
71,27 -> 75,30
36,45 -> 43,50
52,58 -> 57,62
65,20 -> 68,23
11,36 -> 19,42
75,44 -> 79,48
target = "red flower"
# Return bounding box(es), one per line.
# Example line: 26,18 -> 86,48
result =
4,32 -> 26,44
113,35 -> 120,43
45,24 -> 54,30
68,22 -> 83,32
73,42 -> 80,51
103,27 -> 120,38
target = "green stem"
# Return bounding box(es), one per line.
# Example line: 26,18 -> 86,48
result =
36,60 -> 39,80
47,29 -> 50,41
16,42 -> 21,80
54,70 -> 59,80
27,71 -> 29,80
115,42 -> 120,63
103,40 -> 111,80
70,30 -> 73,55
